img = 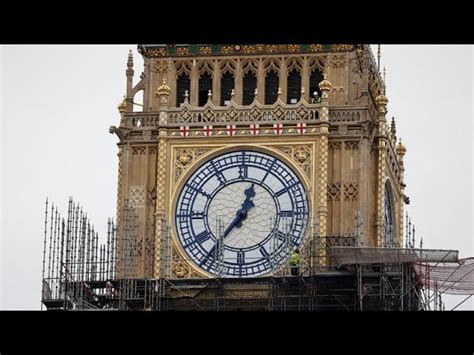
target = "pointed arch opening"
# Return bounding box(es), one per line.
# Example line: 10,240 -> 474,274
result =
310,69 -> 324,103
198,72 -> 212,106
287,68 -> 301,104
176,72 -> 190,107
242,71 -> 257,106
220,71 -> 234,106
265,69 -> 279,105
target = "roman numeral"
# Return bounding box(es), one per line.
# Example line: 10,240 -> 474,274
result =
279,210 -> 294,217
237,251 -> 245,265
238,165 -> 248,179
261,159 -> 276,183
259,246 -> 270,258
200,245 -> 217,266
275,181 -> 299,197
195,231 -> 211,244
275,188 -> 288,197
210,161 -> 227,184
186,184 -> 211,199
274,230 -> 288,242
192,211 -> 205,219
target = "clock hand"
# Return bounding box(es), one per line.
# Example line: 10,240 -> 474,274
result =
222,183 -> 256,239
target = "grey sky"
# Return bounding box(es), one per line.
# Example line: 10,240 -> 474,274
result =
1,45 -> 473,310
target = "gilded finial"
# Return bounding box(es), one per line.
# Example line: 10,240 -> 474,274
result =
231,89 -> 235,98
396,138 -> 406,156
301,87 -> 305,95
277,87 -> 282,98
184,90 -> 189,103
155,78 -> 171,97
118,96 -> 126,113
318,72 -> 332,91
254,88 -> 258,96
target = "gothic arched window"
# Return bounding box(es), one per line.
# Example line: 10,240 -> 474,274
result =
198,72 -> 212,106
220,71 -> 234,106
176,73 -> 190,107
310,69 -> 324,103
383,183 -> 395,247
265,69 -> 279,105
287,68 -> 301,104
242,72 -> 257,106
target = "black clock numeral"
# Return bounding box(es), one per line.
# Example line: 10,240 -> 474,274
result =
279,210 -> 294,217
275,181 -> 299,197
200,247 -> 214,266
259,246 -> 270,258
237,251 -> 245,265
274,230 -> 288,242
238,165 -> 248,180
195,231 -> 211,244
210,160 -> 227,184
261,158 -> 276,183
192,211 -> 205,219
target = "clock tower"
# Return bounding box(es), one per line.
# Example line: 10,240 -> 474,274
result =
109,44 -> 407,281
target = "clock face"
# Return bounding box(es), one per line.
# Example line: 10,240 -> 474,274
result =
175,150 -> 309,277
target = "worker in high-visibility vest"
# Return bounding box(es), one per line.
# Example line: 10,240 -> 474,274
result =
290,248 -> 300,276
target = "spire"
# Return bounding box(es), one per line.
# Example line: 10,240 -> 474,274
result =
383,66 -> 387,94
377,44 -> 381,72
125,49 -> 135,112
127,49 -> 133,69
391,116 -> 397,137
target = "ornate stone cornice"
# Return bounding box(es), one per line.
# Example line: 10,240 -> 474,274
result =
138,44 -> 355,58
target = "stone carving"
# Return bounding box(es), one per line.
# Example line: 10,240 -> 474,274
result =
154,60 -> 168,74
327,183 -> 341,201
129,186 -> 146,208
343,183 -> 358,201
275,145 -> 312,180
331,54 -> 346,68
175,148 -> 212,183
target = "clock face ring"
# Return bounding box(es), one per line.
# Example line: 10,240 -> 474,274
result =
174,149 -> 309,277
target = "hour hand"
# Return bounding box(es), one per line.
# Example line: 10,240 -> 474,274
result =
223,210 -> 245,239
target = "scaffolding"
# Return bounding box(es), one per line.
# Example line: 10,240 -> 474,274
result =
41,198 -> 473,311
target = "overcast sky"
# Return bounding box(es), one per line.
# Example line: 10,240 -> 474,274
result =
1,45 -> 473,310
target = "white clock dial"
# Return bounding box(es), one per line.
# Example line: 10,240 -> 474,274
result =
175,150 -> 309,277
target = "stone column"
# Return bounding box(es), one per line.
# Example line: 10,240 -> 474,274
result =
235,59 -> 243,105
125,50 -> 134,112
302,57 -> 310,102
279,57 -> 287,103
396,139 -> 407,247
190,60 -> 199,107
213,61 -> 220,106
317,73 -> 332,238
375,92 -> 389,246
154,79 -> 170,278
257,59 -> 265,103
